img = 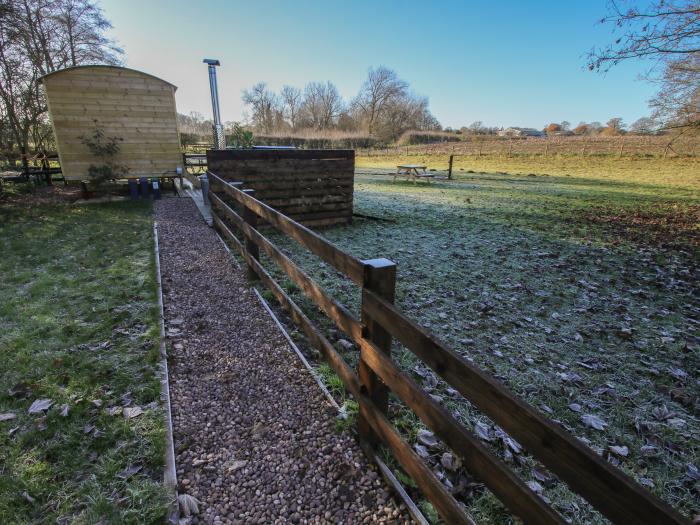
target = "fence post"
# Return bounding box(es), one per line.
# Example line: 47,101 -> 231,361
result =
242,189 -> 260,281
448,154 -> 454,179
358,258 -> 396,447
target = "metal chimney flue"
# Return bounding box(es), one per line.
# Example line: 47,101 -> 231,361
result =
203,58 -> 225,149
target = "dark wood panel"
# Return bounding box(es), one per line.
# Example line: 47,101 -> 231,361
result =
207,148 -> 354,226
208,149 -> 354,161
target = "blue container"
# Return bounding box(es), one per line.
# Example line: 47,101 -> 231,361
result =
139,177 -> 149,199
151,178 -> 161,200
128,179 -> 139,200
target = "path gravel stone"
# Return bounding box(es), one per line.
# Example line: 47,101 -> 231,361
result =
155,198 -> 412,524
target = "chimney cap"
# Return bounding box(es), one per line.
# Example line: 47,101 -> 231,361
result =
203,58 -> 220,66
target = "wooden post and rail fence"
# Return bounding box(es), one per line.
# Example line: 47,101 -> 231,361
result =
206,170 -> 688,525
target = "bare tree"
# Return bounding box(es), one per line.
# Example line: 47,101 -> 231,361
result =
280,85 -> 302,131
242,82 -> 280,134
240,68 -> 441,140
602,117 -> 626,135
300,81 -> 343,130
649,52 -> 700,128
353,66 -> 408,136
0,0 -> 121,154
468,121 -> 484,134
55,0 -> 122,67
629,116 -> 659,134
588,1 -> 700,129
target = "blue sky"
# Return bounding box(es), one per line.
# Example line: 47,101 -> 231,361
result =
100,0 -> 658,129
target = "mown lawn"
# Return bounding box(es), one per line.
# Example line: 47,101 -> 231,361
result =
0,201 -> 166,524
263,166 -> 700,523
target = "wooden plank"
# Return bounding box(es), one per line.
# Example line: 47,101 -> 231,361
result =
209,157 -> 355,170
284,209 -> 353,221
209,172 -> 364,284
210,193 -> 362,342
212,214 -> 361,399
209,169 -> 354,183
208,149 -> 354,161
357,393 -> 475,525
361,290 -> 689,525
251,185 -> 354,197
48,99 -> 177,109
263,196 -> 353,207
268,202 -> 353,216
359,338 -> 566,525
297,218 -> 351,228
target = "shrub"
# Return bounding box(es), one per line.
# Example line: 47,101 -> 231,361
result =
397,130 -> 462,145
79,123 -> 128,185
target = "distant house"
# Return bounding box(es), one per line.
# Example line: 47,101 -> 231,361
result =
497,127 -> 545,138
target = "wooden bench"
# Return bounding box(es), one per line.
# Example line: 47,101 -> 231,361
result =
394,164 -> 435,184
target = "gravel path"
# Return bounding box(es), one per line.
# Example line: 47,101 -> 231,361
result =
155,198 -> 412,524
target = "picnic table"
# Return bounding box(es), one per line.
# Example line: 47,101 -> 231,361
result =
394,164 -> 435,183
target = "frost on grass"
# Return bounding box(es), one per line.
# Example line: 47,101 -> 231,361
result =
264,171 -> 700,522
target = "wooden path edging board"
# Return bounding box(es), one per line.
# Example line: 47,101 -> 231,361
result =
153,222 -> 179,524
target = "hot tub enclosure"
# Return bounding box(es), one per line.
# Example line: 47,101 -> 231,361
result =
40,65 -> 181,181
207,148 -> 354,227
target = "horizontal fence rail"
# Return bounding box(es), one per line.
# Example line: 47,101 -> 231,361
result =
206,170 -> 689,525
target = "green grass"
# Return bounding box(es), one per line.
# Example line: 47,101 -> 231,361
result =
261,165 -> 700,523
357,153 -> 700,190
0,201 -> 166,524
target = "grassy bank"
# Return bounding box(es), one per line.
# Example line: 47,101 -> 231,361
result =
357,153 -> 700,190
263,168 -> 699,523
0,201 -> 166,524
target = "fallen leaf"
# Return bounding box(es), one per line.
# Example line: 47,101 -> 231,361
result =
640,445 -> 658,457
581,414 -> 607,431
178,494 -> 201,517
639,478 -> 655,489
0,412 -> 16,422
60,405 -> 69,417
687,464 -> 700,481
652,405 -> 672,421
417,429 -> 438,447
28,399 -> 53,414
107,406 -> 122,416
569,403 -> 582,413
123,406 -> 144,419
609,445 -> 629,457
116,464 -> 142,479
532,468 -> 550,483
226,460 -> 248,472
474,422 -> 492,441
440,452 -> 460,471
414,444 -> 430,458
526,480 -> 544,494
8,383 -> 30,399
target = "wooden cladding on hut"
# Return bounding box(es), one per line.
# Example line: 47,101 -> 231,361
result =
207,149 -> 354,227
40,65 -> 182,181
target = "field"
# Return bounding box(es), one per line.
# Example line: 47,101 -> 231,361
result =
0,200 -> 166,524
263,158 -> 700,523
